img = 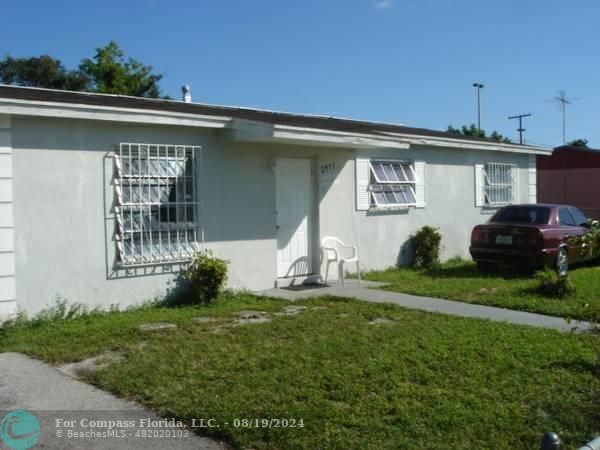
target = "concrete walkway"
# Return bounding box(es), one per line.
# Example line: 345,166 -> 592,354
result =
0,352 -> 226,449
259,280 -> 595,333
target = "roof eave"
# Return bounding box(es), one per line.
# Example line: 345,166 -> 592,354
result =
0,98 -> 232,129
376,131 -> 551,155
0,96 -> 552,155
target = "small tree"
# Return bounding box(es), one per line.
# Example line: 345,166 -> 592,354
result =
79,41 -> 163,98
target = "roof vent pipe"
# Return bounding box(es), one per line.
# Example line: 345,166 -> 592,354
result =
182,85 -> 192,103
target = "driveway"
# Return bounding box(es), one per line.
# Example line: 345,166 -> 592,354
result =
0,352 -> 227,449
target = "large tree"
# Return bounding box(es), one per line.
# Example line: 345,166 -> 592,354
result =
447,124 -> 512,144
79,41 -> 163,98
0,41 -> 164,98
0,55 -> 89,90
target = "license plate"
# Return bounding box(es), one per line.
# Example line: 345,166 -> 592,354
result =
496,235 -> 512,245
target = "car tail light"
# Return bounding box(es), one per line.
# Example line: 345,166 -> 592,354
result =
471,227 -> 482,243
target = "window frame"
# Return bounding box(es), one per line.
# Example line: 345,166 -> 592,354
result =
368,159 -> 418,208
114,143 -> 201,267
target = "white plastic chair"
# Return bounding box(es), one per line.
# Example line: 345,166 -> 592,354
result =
321,236 -> 361,285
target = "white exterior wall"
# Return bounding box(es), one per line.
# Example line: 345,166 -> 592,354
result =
318,147 -> 530,272
0,114 -> 16,319
11,118 -> 218,314
10,116 -> 534,314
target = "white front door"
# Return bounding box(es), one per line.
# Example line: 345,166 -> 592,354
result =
275,158 -> 312,278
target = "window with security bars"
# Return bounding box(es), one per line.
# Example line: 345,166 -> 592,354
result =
368,160 -> 417,207
483,163 -> 516,206
114,143 -> 200,266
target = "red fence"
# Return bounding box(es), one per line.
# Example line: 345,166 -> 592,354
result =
537,146 -> 600,219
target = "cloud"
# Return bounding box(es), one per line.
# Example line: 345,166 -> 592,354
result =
371,0 -> 394,10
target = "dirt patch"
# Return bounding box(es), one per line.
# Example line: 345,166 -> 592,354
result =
137,322 -> 177,332
236,310 -> 271,325
58,351 -> 125,378
368,318 -> 398,325
275,306 -> 307,316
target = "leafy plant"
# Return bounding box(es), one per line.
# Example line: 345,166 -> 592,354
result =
182,250 -> 229,304
0,41 -> 165,98
446,124 -> 512,143
535,268 -> 575,298
566,138 -> 589,148
568,219 -> 600,259
411,226 -> 442,269
79,41 -> 164,97
0,297 -> 113,329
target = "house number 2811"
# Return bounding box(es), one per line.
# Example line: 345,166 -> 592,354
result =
320,162 -> 336,175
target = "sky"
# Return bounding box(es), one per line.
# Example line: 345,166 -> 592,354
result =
1,0 -> 599,148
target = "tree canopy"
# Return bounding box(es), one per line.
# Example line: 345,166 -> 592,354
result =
566,138 -> 589,148
79,41 -> 163,98
447,124 -> 512,144
0,55 -> 88,91
0,41 -> 165,98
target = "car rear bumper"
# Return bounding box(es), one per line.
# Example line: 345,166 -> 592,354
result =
469,246 -> 558,268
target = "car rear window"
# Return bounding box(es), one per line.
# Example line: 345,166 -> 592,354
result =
491,206 -> 550,224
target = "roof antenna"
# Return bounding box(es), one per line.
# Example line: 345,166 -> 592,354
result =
182,85 -> 192,103
549,90 -> 580,144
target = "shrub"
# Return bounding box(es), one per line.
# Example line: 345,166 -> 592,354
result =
183,250 -> 229,304
535,268 -> 575,298
411,226 -> 442,269
567,219 -> 600,259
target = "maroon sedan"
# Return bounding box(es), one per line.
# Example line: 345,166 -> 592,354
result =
469,204 -> 595,275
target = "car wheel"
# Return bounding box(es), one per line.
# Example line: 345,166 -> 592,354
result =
556,248 -> 569,277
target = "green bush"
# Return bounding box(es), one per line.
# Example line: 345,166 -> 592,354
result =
411,226 -> 442,269
567,219 -> 600,259
183,250 -> 229,304
535,268 -> 575,298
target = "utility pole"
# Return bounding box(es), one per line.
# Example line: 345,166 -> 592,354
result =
508,113 -> 532,145
472,83 -> 484,132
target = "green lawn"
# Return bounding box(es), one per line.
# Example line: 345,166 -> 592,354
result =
0,293 -> 598,449
363,260 -> 600,321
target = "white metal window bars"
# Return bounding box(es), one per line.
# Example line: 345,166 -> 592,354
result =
368,160 -> 417,207
484,163 -> 515,206
114,143 -> 200,266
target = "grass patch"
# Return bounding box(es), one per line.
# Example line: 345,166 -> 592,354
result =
0,293 -> 598,449
363,260 -> 600,321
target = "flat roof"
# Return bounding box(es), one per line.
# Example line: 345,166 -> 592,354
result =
0,84 -> 528,146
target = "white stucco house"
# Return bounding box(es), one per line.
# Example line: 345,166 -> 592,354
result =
0,85 -> 551,317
